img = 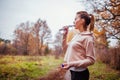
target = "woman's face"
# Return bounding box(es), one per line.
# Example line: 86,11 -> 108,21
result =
74,14 -> 84,29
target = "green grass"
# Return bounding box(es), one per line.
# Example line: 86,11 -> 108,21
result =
89,61 -> 120,80
0,55 -> 63,80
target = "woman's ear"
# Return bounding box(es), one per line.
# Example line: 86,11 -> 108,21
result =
81,18 -> 85,24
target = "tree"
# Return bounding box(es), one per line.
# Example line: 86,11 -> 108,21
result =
79,0 -> 120,42
39,20 -> 52,50
31,19 -> 41,55
13,19 -> 52,55
0,38 -> 4,43
0,38 -> 13,55
54,31 -> 63,57
44,43 -> 50,55
31,19 -> 52,55
14,21 -> 30,55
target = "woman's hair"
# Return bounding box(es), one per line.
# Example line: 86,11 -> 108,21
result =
76,11 -> 95,31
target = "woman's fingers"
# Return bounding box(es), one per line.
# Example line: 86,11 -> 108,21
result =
62,63 -> 70,70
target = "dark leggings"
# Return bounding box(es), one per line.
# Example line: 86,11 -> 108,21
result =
70,69 -> 89,80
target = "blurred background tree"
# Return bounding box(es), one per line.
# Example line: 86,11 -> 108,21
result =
53,31 -> 63,58
79,0 -> 120,45
13,19 -> 52,55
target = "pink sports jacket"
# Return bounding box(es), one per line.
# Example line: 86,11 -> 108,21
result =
64,31 -> 95,69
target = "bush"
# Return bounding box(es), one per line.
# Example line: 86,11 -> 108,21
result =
96,46 -> 120,70
109,47 -> 120,70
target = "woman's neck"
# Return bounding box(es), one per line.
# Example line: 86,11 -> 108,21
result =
78,25 -> 86,32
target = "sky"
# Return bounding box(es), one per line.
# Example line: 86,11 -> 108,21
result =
0,0 -> 85,40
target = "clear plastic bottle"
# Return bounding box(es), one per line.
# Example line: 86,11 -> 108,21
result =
59,25 -> 74,31
59,25 -> 75,34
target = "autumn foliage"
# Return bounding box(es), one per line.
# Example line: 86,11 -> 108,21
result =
0,19 -> 52,55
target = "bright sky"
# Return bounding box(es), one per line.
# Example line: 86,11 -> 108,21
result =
0,0 -> 85,40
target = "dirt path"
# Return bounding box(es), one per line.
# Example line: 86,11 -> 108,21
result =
39,67 -> 66,80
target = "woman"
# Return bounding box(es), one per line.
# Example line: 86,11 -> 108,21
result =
62,11 -> 95,80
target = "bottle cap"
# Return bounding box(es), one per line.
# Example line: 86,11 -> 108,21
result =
61,64 -> 64,67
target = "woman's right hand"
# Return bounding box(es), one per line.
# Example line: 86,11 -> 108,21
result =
62,26 -> 69,53
63,26 -> 69,38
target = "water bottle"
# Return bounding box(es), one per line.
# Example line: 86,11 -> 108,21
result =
59,25 -> 75,34
59,25 -> 74,31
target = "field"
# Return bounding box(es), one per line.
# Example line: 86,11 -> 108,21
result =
0,55 -> 63,80
0,55 -> 119,80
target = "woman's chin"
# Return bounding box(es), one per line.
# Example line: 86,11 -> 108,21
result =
75,27 -> 78,29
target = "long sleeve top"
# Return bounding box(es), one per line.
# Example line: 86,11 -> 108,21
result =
64,31 -> 95,71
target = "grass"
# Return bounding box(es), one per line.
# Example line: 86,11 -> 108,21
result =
0,55 -> 119,80
0,55 -> 63,80
89,61 -> 120,80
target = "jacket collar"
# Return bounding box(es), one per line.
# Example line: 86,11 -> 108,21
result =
77,31 -> 93,35
81,31 -> 92,35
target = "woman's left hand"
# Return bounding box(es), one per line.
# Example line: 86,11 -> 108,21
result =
62,63 -> 70,70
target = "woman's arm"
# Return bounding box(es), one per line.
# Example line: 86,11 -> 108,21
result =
62,27 -> 69,53
62,35 -> 67,53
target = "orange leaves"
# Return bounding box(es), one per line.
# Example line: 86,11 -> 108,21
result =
100,11 -> 112,19
111,20 -> 120,28
66,29 -> 79,43
93,28 -> 108,46
93,28 -> 106,37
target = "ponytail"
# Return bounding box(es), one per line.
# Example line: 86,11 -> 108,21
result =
76,11 -> 95,31
89,14 -> 95,31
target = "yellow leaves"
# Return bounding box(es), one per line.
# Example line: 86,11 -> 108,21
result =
66,30 -> 74,43
66,28 -> 108,46
93,28 -> 106,37
66,29 -> 79,43
93,28 -> 108,45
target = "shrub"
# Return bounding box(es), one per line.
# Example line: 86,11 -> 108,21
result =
96,46 -> 120,70
108,47 -> 120,70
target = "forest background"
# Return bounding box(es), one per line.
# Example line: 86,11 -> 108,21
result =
0,0 -> 120,80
